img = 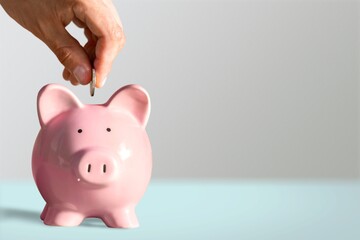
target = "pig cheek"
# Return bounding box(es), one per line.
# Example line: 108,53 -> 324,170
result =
118,143 -> 132,161
48,130 -> 75,168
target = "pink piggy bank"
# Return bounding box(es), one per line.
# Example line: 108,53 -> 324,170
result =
32,84 -> 152,228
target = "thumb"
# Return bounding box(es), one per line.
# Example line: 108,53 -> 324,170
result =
44,24 -> 91,85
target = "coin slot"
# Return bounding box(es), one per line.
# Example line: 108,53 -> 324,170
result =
103,164 -> 107,173
87,164 -> 91,172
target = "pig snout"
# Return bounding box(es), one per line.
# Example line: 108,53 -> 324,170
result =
76,149 -> 119,185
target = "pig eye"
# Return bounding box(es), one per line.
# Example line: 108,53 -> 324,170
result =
106,128 -> 111,132
77,129 -> 83,133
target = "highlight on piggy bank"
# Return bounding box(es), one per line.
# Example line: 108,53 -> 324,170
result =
32,84 -> 152,228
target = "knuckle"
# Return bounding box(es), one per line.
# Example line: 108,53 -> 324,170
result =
111,26 -> 125,51
121,34 -> 126,46
111,25 -> 124,41
53,46 -> 73,66
72,0 -> 87,14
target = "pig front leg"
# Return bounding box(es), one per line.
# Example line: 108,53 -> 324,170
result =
43,205 -> 84,226
102,207 -> 139,228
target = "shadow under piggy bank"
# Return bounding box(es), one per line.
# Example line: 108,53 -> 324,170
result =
0,207 -> 40,225
0,207 -> 109,228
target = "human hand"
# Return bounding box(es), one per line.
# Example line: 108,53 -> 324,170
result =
0,0 -> 125,87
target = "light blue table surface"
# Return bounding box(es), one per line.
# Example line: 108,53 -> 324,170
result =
0,180 -> 359,240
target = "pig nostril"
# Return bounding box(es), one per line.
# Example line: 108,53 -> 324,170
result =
87,164 -> 91,173
103,164 -> 106,173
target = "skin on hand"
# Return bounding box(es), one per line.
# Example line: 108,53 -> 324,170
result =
0,0 -> 125,87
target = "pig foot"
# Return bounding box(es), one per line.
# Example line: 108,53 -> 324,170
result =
43,207 -> 84,226
102,208 -> 139,228
40,204 -> 48,220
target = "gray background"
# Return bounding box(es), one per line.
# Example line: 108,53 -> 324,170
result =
0,0 -> 359,179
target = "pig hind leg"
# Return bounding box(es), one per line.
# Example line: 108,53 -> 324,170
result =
102,207 -> 139,228
40,204 -> 48,220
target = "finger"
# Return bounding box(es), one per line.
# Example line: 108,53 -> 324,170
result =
93,24 -> 125,88
43,22 -> 92,85
63,69 -> 71,80
84,41 -> 96,63
69,75 -> 80,86
63,68 -> 79,85
84,28 -> 96,61
84,27 -> 97,43
73,17 -> 86,28
73,3 -> 125,87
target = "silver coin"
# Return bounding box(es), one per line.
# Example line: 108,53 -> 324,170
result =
90,69 -> 96,97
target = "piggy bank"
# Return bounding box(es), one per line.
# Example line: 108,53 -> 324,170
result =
32,84 -> 152,228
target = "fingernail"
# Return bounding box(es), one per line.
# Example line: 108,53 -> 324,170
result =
73,66 -> 86,84
99,76 -> 107,87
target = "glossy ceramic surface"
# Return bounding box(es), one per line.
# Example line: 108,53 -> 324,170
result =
32,84 -> 152,228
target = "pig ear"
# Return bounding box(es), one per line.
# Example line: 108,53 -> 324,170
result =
37,84 -> 83,127
106,84 -> 150,127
